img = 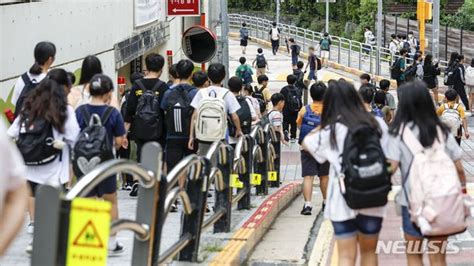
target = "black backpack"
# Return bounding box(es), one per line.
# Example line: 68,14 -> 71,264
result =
403,64 -> 417,81
73,106 -> 115,177
16,115 -> 61,165
403,41 -> 410,50
286,86 -> 302,113
294,70 -> 306,90
132,80 -> 163,141
390,58 -> 403,80
256,54 -> 266,68
295,45 -> 301,55
229,96 -> 252,136
444,63 -> 458,86
165,84 -> 195,138
340,124 -> 391,209
120,90 -> 130,119
15,73 -> 40,117
252,86 -> 267,114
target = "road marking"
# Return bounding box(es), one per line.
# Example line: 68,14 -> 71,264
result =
308,220 -> 334,265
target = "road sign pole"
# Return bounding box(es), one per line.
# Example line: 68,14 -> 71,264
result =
325,0 -> 329,33
376,0 -> 383,75
221,0 -> 230,84
432,0 -> 440,60
276,0 -> 280,25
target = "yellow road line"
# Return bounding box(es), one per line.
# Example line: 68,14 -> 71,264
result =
308,219 -> 334,265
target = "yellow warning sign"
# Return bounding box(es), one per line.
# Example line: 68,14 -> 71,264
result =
66,198 -> 111,266
268,171 -> 278,181
230,174 -> 244,188
250,173 -> 262,185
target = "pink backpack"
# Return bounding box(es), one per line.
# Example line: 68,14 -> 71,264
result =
403,127 -> 470,236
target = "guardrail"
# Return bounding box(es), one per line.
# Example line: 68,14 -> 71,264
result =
31,125 -> 281,266
229,13 -> 449,78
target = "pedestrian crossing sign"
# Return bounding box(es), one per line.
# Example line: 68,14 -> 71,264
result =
66,198 -> 111,266
268,171 -> 278,181
230,174 -> 244,188
250,173 -> 262,185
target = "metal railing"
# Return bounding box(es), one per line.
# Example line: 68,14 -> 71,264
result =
31,125 -> 281,265
229,13 -> 449,78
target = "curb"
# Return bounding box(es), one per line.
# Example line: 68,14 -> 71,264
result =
209,182 -> 302,265
229,32 -> 399,89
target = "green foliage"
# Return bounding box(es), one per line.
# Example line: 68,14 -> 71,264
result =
0,86 -> 15,123
443,0 -> 474,31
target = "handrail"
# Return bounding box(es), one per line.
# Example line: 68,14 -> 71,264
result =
229,13 -> 449,78
165,154 -> 205,191
66,159 -> 155,200
264,124 -> 279,143
110,219 -> 150,241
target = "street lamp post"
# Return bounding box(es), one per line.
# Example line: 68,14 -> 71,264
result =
432,0 -> 440,60
276,0 -> 280,25
376,0 -> 383,75
325,0 -> 329,33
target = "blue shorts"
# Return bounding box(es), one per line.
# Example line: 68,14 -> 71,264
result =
308,69 -> 317,81
332,214 -> 383,239
292,55 -> 298,65
402,206 -> 423,238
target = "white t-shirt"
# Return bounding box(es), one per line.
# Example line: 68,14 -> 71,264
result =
190,86 -> 241,114
364,31 -> 374,44
12,72 -> 47,105
8,106 -> 80,185
389,40 -> 399,55
268,110 -> 283,127
246,96 -> 262,118
303,117 -> 389,222
0,120 -> 26,216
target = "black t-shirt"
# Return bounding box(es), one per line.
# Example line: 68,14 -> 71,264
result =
124,78 -> 169,123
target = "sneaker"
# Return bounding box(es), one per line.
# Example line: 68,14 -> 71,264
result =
25,242 -> 33,255
170,203 -> 178,213
27,223 -> 34,234
322,202 -> 326,212
300,205 -> 312,215
125,184 -> 133,191
108,242 -> 125,256
284,130 -> 290,142
129,182 -> 139,197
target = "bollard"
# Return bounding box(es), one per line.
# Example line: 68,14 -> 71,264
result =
237,136 -> 252,210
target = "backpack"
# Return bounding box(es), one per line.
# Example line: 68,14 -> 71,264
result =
16,115 -> 61,165
402,127 -> 469,236
286,86 -> 302,113
241,28 -> 249,39
229,96 -> 252,136
73,106 -> 114,177
132,80 -> 163,141
165,84 -> 195,138
403,64 -> 418,81
294,45 -> 301,55
294,70 -> 306,90
258,110 -> 274,127
340,124 -> 391,209
415,64 -> 424,81
371,105 -> 384,118
390,58 -> 403,80
240,67 -> 253,84
252,86 -> 267,114
256,54 -> 266,68
298,105 -> 321,144
403,41 -> 410,50
440,103 -> 462,135
316,57 -> 322,70
195,88 -> 228,142
120,91 -> 130,119
320,38 -> 330,51
14,73 -> 40,117
466,67 -> 474,86
444,63 -> 458,86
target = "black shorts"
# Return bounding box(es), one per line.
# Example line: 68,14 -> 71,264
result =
300,150 -> 330,177
28,180 -> 66,197
165,138 -> 196,172
240,39 -> 248,47
77,174 -> 117,197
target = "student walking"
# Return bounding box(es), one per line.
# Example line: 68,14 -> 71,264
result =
8,78 -> 80,239
243,84 -> 262,121
253,75 -> 272,115
437,89 -> 470,145
161,60 -> 198,172
235,57 -> 254,85
422,54 -> 441,104
293,61 -> 306,92
240,23 -> 249,54
0,120 -> 28,256
289,38 -> 301,68
227,77 -> 257,141
302,79 -> 390,266
304,46 -> 320,83
192,70 -> 210,89
373,90 -> 393,124
452,55 -> 469,110
359,73 -> 376,89
252,48 -> 268,76
125,53 -> 169,163
280,75 -> 303,142
13,42 -> 56,116
319,33 -> 331,68
386,81 -> 468,266
379,79 -> 396,111
189,63 -> 242,154
466,59 -> 474,111
297,82 -> 328,215
391,48 -> 408,87
269,22 -> 281,55
74,74 -> 126,255
389,34 -> 400,58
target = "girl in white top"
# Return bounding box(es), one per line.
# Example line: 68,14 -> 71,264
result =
243,84 -> 262,121
303,80 -> 389,265
12,42 -> 56,106
68,55 -> 119,109
8,78 -> 80,234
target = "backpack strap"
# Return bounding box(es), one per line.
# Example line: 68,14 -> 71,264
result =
402,126 -> 424,155
305,105 -> 313,114
135,79 -> 147,91
79,105 -> 92,125
101,106 -> 115,126
21,73 -> 31,85
150,80 -> 164,92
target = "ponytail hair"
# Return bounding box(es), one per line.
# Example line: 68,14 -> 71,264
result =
29,41 -> 56,75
